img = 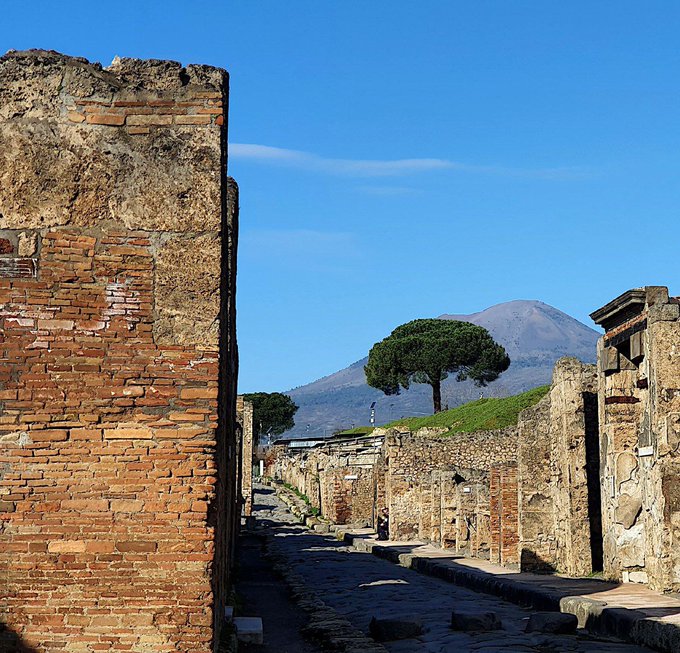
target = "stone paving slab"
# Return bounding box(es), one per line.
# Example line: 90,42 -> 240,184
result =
261,485 -> 650,653
334,526 -> 680,653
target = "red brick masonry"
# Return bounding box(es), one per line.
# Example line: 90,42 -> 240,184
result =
0,231 -> 221,651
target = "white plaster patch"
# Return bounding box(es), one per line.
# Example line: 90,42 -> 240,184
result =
616,522 -> 646,568
0,430 -> 31,447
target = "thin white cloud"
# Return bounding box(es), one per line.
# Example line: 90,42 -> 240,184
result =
230,143 -> 458,177
229,143 -> 589,180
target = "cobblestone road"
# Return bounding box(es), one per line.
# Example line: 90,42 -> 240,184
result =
253,486 -> 651,653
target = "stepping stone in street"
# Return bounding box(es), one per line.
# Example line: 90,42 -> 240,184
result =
525,612 -> 578,634
233,616 -> 264,644
369,616 -> 423,641
450,610 -> 503,632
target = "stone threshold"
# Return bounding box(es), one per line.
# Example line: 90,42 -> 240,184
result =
334,527 -> 680,653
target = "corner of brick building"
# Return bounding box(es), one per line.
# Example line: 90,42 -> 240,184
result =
0,50 -> 239,652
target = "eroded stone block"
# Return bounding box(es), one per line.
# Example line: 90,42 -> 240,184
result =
369,616 -> 423,641
616,522 -> 646,568
525,612 -> 577,634
615,493 -> 642,529
450,611 -> 502,632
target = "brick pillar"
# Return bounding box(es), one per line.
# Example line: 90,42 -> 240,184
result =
490,463 -> 519,567
490,467 -> 501,564
500,464 -> 519,566
0,51 -> 237,653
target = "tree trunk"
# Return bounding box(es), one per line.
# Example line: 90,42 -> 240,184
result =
432,379 -> 442,413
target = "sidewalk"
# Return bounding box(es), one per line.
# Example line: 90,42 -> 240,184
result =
333,527 -> 680,653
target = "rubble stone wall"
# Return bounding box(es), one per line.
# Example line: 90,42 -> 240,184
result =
0,51 -> 237,653
276,448 -> 323,510
517,359 -> 600,575
425,468 -> 490,555
516,394 -> 553,570
384,428 -> 517,541
549,360 -> 601,576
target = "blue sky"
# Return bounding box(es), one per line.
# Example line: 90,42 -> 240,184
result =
4,2 -> 680,392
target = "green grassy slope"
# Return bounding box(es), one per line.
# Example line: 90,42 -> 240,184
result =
336,385 -> 550,437
334,426 -> 376,436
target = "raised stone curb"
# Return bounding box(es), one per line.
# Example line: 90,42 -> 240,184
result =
340,531 -> 680,653
272,482 -> 330,529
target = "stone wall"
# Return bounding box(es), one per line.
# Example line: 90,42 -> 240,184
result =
384,427 -> 518,541
236,397 -> 254,517
269,359 -> 606,578
424,467 -> 490,554
275,447 -> 322,510
0,51 -> 238,653
549,360 -> 601,576
270,436 -> 383,525
592,286 -> 680,592
517,359 -> 601,575
516,394 -> 553,570
319,466 -> 375,525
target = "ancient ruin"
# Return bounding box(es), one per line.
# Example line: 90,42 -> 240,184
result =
592,286 -> 680,592
268,286 -> 680,594
0,50 -> 239,652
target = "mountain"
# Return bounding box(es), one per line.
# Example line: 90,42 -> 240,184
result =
282,300 -> 601,437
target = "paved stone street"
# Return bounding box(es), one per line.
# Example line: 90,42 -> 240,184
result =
252,486 -> 651,653
236,528 -> 318,653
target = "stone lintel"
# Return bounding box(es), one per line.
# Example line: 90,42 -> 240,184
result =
590,287 -> 667,332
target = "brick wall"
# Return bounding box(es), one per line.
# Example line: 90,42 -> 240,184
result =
489,463 -> 519,567
0,51 -> 238,653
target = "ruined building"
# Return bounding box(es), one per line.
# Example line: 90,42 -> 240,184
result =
270,286 -> 680,594
0,51 -> 240,652
592,286 -> 680,592
270,359 -> 601,574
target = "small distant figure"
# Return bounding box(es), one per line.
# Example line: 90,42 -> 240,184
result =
377,507 -> 389,540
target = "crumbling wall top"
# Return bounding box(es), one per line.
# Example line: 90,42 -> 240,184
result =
0,50 -> 230,347
0,49 -> 229,236
0,49 -> 228,120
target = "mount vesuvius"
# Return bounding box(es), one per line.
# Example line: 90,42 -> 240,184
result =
282,300 -> 601,437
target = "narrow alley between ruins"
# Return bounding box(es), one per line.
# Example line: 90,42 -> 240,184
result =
239,485 -> 652,653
